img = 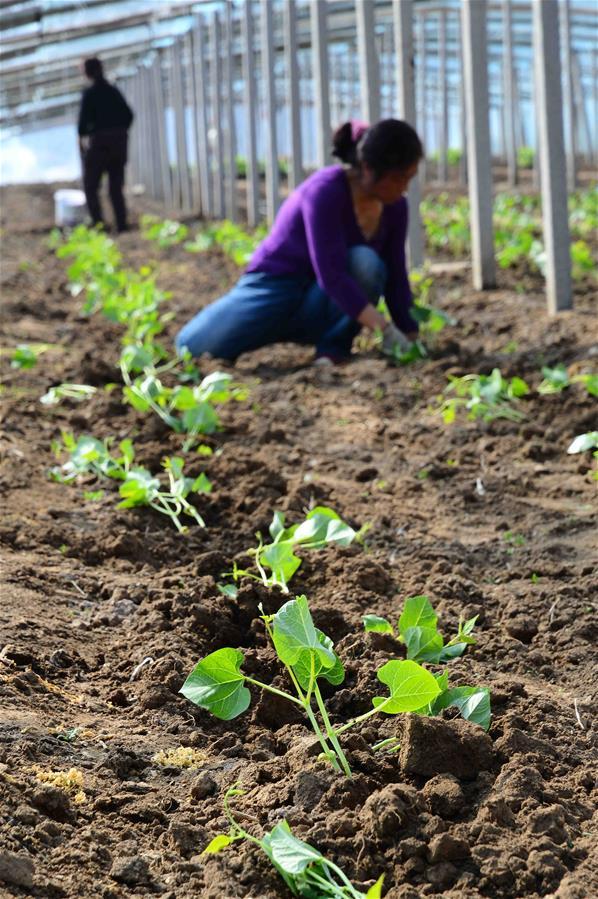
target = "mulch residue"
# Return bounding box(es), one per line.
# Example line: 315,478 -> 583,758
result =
0,183 -> 597,899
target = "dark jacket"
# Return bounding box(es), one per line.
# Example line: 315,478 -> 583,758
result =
78,78 -> 134,137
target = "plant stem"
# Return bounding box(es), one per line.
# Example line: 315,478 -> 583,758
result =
333,702 -> 387,736
313,685 -> 352,778
243,676 -> 304,707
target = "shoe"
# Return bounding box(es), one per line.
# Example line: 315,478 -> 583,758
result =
314,353 -> 350,367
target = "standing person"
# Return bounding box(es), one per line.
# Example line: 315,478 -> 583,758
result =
176,118 -> 423,364
78,57 -> 134,233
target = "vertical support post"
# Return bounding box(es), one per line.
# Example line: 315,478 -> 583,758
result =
461,0 -> 495,289
502,0 -> 517,187
184,31 -> 201,212
261,0 -> 280,222
572,52 -> 591,167
190,17 -> 212,217
393,0 -> 424,269
533,0 -> 571,312
242,0 -> 259,225
457,13 -> 467,185
152,52 -> 173,209
224,0 -> 237,221
210,11 -> 225,218
356,0 -> 380,123
171,41 -> 192,212
284,0 -> 303,190
417,10 -> 427,184
559,0 -> 576,190
438,10 -> 448,182
311,0 -> 331,168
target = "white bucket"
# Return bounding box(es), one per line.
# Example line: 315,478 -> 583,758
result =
54,189 -> 87,227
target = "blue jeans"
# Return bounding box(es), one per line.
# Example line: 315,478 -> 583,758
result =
175,245 -> 387,361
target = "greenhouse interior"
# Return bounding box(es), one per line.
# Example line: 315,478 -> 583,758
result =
0,1 -> 597,898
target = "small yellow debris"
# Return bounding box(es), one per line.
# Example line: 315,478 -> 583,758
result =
152,747 -> 208,769
31,766 -> 87,803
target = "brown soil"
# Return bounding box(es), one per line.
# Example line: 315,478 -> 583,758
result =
0,183 -> 597,899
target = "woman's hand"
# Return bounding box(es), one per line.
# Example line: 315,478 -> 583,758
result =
381,321 -> 412,355
357,303 -> 389,331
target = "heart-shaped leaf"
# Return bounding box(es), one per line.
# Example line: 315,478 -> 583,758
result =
260,541 -> 302,587
403,625 -> 444,662
372,659 -> 442,714
272,596 -> 336,672
398,595 -> 437,635
432,686 -> 491,731
291,629 -> 344,690
363,614 -> 394,635
179,648 -> 250,720
264,821 -> 322,875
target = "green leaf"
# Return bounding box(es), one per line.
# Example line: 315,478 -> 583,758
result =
203,834 -> 234,854
363,614 -> 394,635
217,583 -> 238,599
293,506 -> 356,547
398,595 -> 438,635
372,659 -> 442,714
191,472 -> 212,494
181,401 -> 220,435
291,629 -> 345,690
118,468 -> 160,507
366,875 -> 386,898
11,345 -> 38,369
260,541 -> 302,587
438,642 -> 467,662
265,821 -> 323,874
567,431 -> 598,454
272,596 -> 336,672
403,626 -> 444,662
433,686 -> 492,731
269,510 -> 288,541
180,647 -> 251,720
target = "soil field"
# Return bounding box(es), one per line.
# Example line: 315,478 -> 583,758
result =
0,183 -> 597,899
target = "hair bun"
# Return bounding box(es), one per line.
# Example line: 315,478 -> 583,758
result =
331,122 -> 354,162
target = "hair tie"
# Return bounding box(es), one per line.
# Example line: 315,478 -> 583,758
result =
350,120 -> 369,144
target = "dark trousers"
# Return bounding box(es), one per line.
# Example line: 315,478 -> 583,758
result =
82,128 -> 128,231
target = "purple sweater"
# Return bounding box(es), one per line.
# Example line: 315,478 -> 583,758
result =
246,165 -> 417,332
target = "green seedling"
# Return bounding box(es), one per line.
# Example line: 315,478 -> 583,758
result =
390,338 -> 428,366
363,595 -> 478,664
223,507 -> 358,593
140,215 -> 189,248
184,220 -> 267,265
50,433 -> 210,532
567,432 -> 598,454
205,786 -> 384,898
121,348 -> 247,450
538,365 -> 598,396
502,530 -> 526,547
435,368 -> 529,423
181,595 -> 441,777
40,383 -> 97,405
567,431 -> 598,480
10,345 -> 39,369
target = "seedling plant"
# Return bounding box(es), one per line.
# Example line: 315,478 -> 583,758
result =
181,595 -> 442,777
40,384 -> 97,405
435,368 -> 529,423
221,507 -> 358,594
537,364 -> 598,397
204,785 -> 384,899
140,215 -> 189,248
50,433 -> 211,532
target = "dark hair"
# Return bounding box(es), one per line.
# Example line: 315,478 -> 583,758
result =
332,118 -> 424,179
84,58 -> 103,80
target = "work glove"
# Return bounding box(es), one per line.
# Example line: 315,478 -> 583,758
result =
381,321 -> 413,357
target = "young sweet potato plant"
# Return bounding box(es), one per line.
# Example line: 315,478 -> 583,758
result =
363,596 -> 490,731
220,507 -> 359,594
50,433 -> 211,532
204,785 -> 384,898
181,595 -> 441,777
435,368 -> 529,423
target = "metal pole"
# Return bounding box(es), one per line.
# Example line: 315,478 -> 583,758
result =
559,0 -> 576,190
183,31 -> 201,213
311,0 -> 331,168
241,0 -> 259,226
210,11 -> 225,218
393,0 -> 424,269
284,0 -> 303,191
457,13 -> 467,185
190,17 -> 212,217
261,0 -> 280,222
417,10 -> 427,184
461,0 -> 495,289
171,41 -> 192,212
224,1 -> 237,221
152,52 -> 173,209
356,0 -> 380,123
438,9 -> 448,182
533,0 -> 571,312
502,0 -> 517,186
